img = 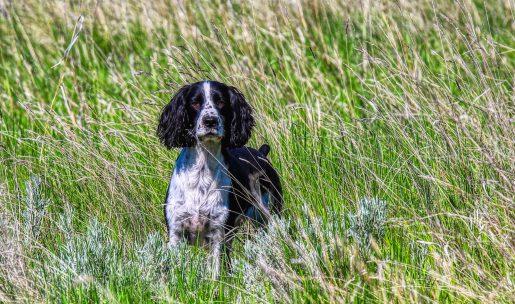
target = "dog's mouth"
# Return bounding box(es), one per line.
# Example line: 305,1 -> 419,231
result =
197,129 -> 223,140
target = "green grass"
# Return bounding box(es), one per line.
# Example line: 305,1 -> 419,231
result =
0,0 -> 513,302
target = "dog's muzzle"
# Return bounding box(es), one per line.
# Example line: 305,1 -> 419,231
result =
202,115 -> 218,129
196,114 -> 223,139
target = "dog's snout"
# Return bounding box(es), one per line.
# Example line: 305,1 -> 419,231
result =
202,116 -> 218,128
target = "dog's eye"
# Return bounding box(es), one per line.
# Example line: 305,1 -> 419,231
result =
212,95 -> 225,109
215,100 -> 225,109
191,100 -> 201,111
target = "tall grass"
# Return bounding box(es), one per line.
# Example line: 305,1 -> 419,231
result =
0,0 -> 513,302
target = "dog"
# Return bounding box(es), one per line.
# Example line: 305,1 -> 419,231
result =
157,80 -> 282,277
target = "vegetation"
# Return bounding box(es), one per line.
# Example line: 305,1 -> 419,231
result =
0,0 -> 513,302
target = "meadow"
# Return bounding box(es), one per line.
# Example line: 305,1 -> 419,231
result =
0,0 -> 513,302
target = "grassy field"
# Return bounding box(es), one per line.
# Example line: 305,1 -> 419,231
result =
0,0 -> 513,302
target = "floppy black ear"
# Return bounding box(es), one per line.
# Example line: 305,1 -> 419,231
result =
226,86 -> 255,147
157,85 -> 195,148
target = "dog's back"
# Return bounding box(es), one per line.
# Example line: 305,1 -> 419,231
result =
223,144 -> 283,227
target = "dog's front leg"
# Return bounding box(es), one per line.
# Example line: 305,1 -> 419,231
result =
223,239 -> 233,272
164,176 -> 186,248
166,211 -> 182,249
167,230 -> 181,248
208,232 -> 224,279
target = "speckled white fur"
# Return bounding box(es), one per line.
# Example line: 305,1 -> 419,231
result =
165,82 -> 230,278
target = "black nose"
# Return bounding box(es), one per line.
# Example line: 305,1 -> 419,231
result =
202,116 -> 218,128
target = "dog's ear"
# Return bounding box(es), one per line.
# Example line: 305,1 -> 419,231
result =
226,86 -> 255,147
157,85 -> 195,148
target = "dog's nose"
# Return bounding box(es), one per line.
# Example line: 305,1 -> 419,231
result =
202,116 -> 218,128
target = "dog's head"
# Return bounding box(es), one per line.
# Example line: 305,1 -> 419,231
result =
157,81 -> 254,148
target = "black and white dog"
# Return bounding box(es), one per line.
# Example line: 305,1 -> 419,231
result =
157,80 -> 282,276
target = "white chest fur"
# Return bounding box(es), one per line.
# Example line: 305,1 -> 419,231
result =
165,146 -> 231,246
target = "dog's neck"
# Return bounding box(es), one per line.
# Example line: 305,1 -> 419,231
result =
183,140 -> 224,171
177,140 -> 228,201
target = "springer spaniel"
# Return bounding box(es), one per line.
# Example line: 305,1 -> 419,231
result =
157,80 -> 282,277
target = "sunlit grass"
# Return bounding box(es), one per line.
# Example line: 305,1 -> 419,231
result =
0,0 -> 513,302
